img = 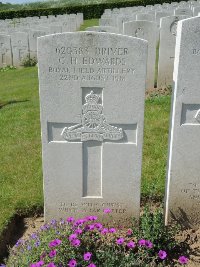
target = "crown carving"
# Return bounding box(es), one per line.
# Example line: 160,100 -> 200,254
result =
85,91 -> 100,104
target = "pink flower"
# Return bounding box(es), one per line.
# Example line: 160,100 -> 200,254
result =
138,239 -> 146,246
84,252 -> 92,261
75,229 -> 83,235
101,228 -> 108,235
47,263 -> 56,267
49,239 -> 62,248
95,223 -> 103,230
127,241 -> 136,249
103,208 -> 112,214
88,264 -> 96,267
49,250 -> 57,258
158,250 -> 167,260
116,237 -> 124,245
71,239 -> 81,247
68,259 -> 77,267
127,229 -> 133,236
66,217 -> 75,223
145,240 -> 153,248
69,233 -> 77,241
88,224 -> 95,230
85,216 -> 98,221
109,228 -> 116,233
36,261 -> 44,267
178,256 -> 189,264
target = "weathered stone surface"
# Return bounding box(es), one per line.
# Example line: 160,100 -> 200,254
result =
11,32 -> 29,67
124,20 -> 157,89
38,32 -> 147,222
29,30 -> 46,59
157,15 -> 188,88
86,26 -> 119,33
165,16 -> 200,227
0,34 -> 12,67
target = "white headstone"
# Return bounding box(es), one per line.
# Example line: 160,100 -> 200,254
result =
86,26 -> 119,33
11,32 -> 29,67
38,32 -> 147,222
157,15 -> 188,88
29,30 -> 46,59
0,34 -> 12,67
124,20 -> 157,89
165,16 -> 200,227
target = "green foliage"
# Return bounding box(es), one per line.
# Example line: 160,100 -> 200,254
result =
0,0 -> 182,20
22,56 -> 38,67
0,65 -> 16,72
6,209 -> 188,267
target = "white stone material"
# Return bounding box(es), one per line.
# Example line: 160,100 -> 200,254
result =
11,32 -> 29,67
157,15 -> 188,88
124,20 -> 157,89
136,13 -> 155,21
0,34 -> 12,67
165,16 -> 200,227
38,32 -> 148,222
86,26 -> 119,33
29,30 -> 46,59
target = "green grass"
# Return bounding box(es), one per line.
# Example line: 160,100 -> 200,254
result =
0,66 -> 171,236
79,19 -> 99,31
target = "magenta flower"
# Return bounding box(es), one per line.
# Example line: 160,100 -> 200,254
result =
101,228 -> 108,235
85,216 -> 98,221
68,259 -> 77,267
127,241 -> 136,249
84,252 -> 92,261
145,240 -> 153,248
36,261 -> 44,267
103,208 -> 112,214
71,239 -> 81,247
127,229 -> 133,236
138,239 -> 146,246
30,264 -> 36,267
69,233 -> 77,241
49,239 -> 62,248
178,256 -> 189,264
74,219 -> 86,226
47,263 -> 56,267
49,250 -> 57,258
88,224 -> 95,230
109,228 -> 116,233
116,237 -> 124,245
95,223 -> 103,230
88,264 -> 96,267
66,217 -> 75,223
75,229 -> 83,235
158,250 -> 167,260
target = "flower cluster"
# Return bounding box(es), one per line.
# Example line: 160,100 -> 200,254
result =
3,209 -> 189,267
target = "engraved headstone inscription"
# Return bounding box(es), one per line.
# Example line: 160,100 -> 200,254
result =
11,32 -> 29,67
165,16 -> 200,227
38,32 -> 147,222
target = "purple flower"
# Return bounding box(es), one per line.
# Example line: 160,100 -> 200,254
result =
127,241 -> 136,249
35,241 -> 40,247
101,228 -> 108,235
49,239 -> 62,248
49,250 -> 57,258
86,216 -> 98,221
75,229 -> 83,235
69,233 -> 77,241
138,239 -> 146,246
145,240 -> 153,248
88,224 -> 95,230
84,252 -> 92,261
178,256 -> 189,264
27,245 -> 32,250
31,233 -> 38,239
109,228 -> 116,233
116,237 -> 124,245
74,219 -> 86,226
0,265 -> 6,267
127,229 -> 133,236
158,250 -> 167,260
68,259 -> 77,267
71,239 -> 81,247
88,264 -> 96,267
15,239 -> 23,247
95,223 -> 103,230
30,264 -> 37,267
51,219 -> 57,225
103,208 -> 112,214
60,219 -> 65,225
47,264 -> 56,267
66,217 -> 75,223
36,261 -> 44,267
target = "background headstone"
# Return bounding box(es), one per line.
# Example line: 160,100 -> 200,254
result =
0,34 -> 12,67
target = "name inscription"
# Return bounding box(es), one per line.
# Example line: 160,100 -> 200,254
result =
48,46 -> 135,82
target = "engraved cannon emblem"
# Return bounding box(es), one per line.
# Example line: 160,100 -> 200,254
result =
61,91 -> 123,142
